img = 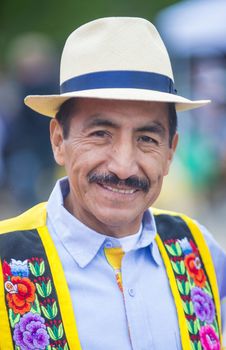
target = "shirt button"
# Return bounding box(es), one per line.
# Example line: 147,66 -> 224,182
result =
128,288 -> 135,297
105,240 -> 113,248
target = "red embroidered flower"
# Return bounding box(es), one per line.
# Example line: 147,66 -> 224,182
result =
6,276 -> 36,314
2,260 -> 12,281
189,240 -> 199,255
184,253 -> 206,287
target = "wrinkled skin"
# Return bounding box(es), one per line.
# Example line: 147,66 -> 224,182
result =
50,98 -> 178,237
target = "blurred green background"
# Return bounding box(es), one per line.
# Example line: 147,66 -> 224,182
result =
0,0 -> 179,60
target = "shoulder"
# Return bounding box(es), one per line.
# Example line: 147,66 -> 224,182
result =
197,222 -> 226,298
151,207 -> 226,298
0,202 -> 47,235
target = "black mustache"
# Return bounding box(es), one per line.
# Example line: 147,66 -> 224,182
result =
88,172 -> 150,193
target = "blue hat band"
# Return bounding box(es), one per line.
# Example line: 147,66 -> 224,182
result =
60,70 -> 177,95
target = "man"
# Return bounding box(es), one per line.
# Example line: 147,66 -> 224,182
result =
0,17 -> 225,350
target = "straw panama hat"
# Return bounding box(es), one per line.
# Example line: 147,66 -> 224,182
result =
24,17 -> 210,117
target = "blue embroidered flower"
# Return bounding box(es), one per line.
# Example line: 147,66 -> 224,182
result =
9,259 -> 29,277
178,238 -> 193,255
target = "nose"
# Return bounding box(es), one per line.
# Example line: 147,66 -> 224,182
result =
107,138 -> 139,179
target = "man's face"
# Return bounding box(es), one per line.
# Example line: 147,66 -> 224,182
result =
50,98 -> 178,237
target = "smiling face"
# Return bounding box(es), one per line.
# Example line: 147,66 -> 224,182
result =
50,98 -> 178,237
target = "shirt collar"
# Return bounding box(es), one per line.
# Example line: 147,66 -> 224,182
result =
46,177 -> 161,267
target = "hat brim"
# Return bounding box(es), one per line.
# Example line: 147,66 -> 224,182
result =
24,88 -> 210,117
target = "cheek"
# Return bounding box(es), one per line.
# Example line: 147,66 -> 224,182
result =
64,144 -> 108,183
143,153 -> 169,180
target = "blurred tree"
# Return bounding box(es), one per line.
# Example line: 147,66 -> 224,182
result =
0,0 -> 180,60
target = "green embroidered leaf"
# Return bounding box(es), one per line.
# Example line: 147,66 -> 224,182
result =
165,244 -> 177,256
46,280 -> 52,296
41,282 -> 47,296
189,301 -> 194,315
191,342 -> 196,350
185,281 -> 190,295
41,302 -> 58,319
182,301 -> 194,316
187,274 -> 194,288
58,323 -> 64,338
29,262 -> 37,276
175,241 -> 182,256
64,343 -> 69,350
178,261 -> 185,274
182,301 -> 189,314
46,346 -> 52,350
15,346 -> 20,350
39,261 -> 45,275
52,301 -> 58,318
196,318 -> 201,331
176,280 -> 190,295
30,294 -> 41,314
197,341 -> 202,350
187,320 -> 193,334
187,320 -> 199,335
172,260 -> 186,275
192,320 -> 199,335
203,282 -> 212,297
47,326 -> 57,340
9,308 -> 20,328
41,305 -> 51,319
50,324 -> 63,340
171,261 -> 180,274
176,280 -> 184,294
36,283 -> 45,298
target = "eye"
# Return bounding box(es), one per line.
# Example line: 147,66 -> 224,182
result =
90,130 -> 109,137
137,135 -> 158,144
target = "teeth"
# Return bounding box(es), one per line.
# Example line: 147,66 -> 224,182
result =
102,184 -> 136,194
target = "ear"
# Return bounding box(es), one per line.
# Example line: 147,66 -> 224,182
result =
50,118 -> 65,166
164,132 -> 179,176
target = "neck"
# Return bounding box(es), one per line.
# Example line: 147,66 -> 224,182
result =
64,193 -> 142,238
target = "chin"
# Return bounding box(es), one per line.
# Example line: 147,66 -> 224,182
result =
95,208 -> 142,230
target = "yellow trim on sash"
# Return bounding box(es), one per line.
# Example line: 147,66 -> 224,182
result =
153,207 -> 222,347
155,234 -> 191,350
0,202 -> 47,234
0,261 -> 14,350
37,225 -> 82,350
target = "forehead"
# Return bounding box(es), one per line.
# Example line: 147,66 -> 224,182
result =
69,98 -> 169,127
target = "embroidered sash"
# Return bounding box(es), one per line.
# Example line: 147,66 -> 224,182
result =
154,209 -> 222,350
0,203 -> 222,350
0,203 -> 81,350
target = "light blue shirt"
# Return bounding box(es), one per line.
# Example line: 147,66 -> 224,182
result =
47,177 -> 226,350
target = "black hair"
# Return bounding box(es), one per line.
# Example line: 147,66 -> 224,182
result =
55,98 -> 178,147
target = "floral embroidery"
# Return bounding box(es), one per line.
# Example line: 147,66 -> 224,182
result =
6,276 -> 36,314
10,259 -> 30,278
199,325 -> 220,350
2,258 -> 70,350
184,253 -> 206,288
3,260 -> 12,281
191,287 -> 215,324
164,237 -> 220,350
178,237 -> 193,255
13,312 -> 50,349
